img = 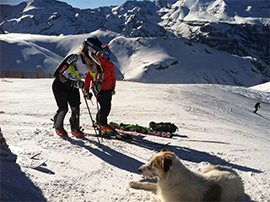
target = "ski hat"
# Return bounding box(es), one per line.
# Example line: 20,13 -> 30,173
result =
83,37 -> 104,66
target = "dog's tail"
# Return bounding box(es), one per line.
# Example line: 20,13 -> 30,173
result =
214,165 -> 240,176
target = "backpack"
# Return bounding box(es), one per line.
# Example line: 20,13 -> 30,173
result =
149,122 -> 178,133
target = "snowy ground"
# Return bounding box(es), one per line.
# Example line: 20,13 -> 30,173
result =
0,78 -> 269,201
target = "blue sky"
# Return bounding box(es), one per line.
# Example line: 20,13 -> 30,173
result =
0,0 -> 148,9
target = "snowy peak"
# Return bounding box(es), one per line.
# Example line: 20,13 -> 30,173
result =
1,0 -> 269,35
161,0 -> 270,24
26,0 -> 70,8
107,0 -> 167,37
0,0 -> 102,35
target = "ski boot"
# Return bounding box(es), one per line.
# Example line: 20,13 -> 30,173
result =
71,129 -> 85,138
70,106 -> 85,138
53,109 -> 68,137
93,122 -> 98,128
100,125 -> 118,138
55,128 -> 68,137
119,123 -> 126,131
115,133 -> 133,141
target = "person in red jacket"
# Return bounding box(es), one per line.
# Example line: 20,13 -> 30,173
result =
84,45 -> 116,133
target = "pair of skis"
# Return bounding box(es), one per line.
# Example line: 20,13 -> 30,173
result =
108,123 -> 175,138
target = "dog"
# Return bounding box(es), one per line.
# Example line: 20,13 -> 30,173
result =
129,149 -> 245,201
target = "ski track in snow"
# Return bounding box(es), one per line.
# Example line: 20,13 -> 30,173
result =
0,78 -> 270,201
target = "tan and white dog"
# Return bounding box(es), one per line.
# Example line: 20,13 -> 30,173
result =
129,149 -> 245,201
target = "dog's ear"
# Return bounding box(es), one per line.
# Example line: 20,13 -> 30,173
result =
163,157 -> 172,173
161,149 -> 168,153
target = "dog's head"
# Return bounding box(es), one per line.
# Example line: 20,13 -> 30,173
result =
138,149 -> 176,179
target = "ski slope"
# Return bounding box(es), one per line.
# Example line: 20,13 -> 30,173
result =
0,78 -> 269,201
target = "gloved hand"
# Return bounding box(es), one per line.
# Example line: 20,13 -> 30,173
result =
83,90 -> 93,100
97,73 -> 104,82
91,81 -> 102,96
73,80 -> 84,89
112,88 -> 116,95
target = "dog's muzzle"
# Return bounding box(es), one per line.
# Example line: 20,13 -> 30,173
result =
138,165 -> 157,178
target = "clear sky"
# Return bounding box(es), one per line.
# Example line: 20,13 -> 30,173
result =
0,0 -> 148,9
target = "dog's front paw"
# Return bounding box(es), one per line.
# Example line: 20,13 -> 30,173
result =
129,181 -> 140,188
129,181 -> 158,193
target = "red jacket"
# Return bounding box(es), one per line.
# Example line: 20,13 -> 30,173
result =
84,57 -> 116,91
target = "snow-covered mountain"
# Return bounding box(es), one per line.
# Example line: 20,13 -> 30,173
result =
0,0 -> 269,85
1,0 -> 269,36
0,31 -> 268,86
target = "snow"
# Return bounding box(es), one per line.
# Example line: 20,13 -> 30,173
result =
1,0 -> 269,200
250,82 -> 270,93
1,78 -> 269,201
165,0 -> 270,24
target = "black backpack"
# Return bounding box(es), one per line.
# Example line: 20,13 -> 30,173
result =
149,122 -> 178,133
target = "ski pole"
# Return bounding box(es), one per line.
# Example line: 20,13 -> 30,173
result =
90,98 -> 94,106
89,81 -> 94,106
72,69 -> 101,146
82,89 -> 101,146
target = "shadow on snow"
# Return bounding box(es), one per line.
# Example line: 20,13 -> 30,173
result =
166,145 -> 263,174
63,137 -> 144,174
1,157 -> 46,201
64,135 -> 262,174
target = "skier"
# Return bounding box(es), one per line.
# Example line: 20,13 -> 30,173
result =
253,101 -> 261,113
52,37 -> 104,138
84,44 -> 116,134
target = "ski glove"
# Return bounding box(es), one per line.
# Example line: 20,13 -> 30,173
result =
97,73 -> 104,82
72,80 -> 84,89
83,90 -> 93,100
112,87 -> 116,95
91,81 -> 102,96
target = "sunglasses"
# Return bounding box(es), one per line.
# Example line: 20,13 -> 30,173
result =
103,50 -> 110,56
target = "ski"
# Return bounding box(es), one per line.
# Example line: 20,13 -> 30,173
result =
17,152 -> 46,169
84,132 -> 169,149
110,126 -> 173,138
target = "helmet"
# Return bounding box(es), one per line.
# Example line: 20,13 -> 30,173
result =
83,37 -> 104,66
103,44 -> 110,52
102,45 -> 111,57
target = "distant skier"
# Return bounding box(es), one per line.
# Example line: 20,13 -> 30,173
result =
253,101 -> 261,113
52,37 -> 105,138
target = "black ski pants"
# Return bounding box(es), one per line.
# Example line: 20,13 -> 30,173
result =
52,79 -> 80,111
96,89 -> 112,126
52,79 -> 81,130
